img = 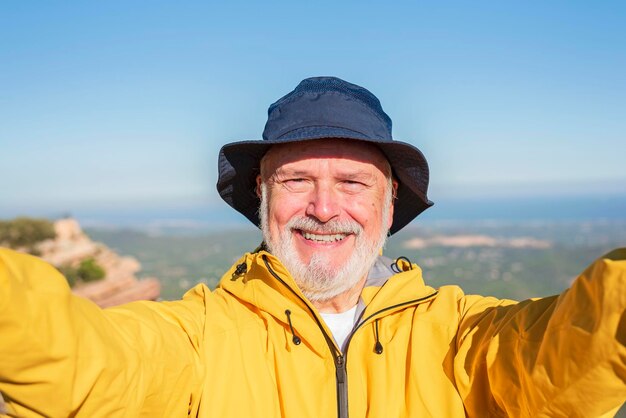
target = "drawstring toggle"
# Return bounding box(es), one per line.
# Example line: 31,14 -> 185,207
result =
285,309 -> 301,345
374,319 -> 384,355
231,262 -> 248,280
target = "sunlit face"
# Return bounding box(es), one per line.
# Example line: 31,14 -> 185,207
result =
257,139 -> 397,301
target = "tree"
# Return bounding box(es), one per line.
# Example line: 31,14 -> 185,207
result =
0,217 -> 56,253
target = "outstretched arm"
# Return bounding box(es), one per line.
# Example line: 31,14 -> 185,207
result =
456,248 -> 626,417
0,248 -> 206,417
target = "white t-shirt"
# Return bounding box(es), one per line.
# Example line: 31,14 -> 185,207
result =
320,305 -> 358,351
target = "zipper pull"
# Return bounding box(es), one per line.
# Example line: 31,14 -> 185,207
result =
336,355 -> 346,383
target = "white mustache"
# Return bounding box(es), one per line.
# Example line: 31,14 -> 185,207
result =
286,216 -> 362,236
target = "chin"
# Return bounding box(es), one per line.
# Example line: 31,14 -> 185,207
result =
297,252 -> 350,269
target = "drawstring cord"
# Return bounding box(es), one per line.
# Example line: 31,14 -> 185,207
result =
285,310 -> 301,345
391,256 -> 414,274
374,319 -> 383,355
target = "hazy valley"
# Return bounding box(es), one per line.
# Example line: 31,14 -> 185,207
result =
86,219 -> 626,301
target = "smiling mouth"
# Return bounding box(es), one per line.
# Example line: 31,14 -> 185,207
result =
299,230 -> 349,243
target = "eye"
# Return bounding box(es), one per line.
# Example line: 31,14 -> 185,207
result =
284,178 -> 307,186
342,180 -> 367,192
281,178 -> 311,192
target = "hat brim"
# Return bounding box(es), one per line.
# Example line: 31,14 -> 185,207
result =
217,133 -> 433,235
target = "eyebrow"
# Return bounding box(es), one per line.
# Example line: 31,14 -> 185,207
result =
339,171 -> 374,180
274,167 -> 375,182
273,168 -> 310,178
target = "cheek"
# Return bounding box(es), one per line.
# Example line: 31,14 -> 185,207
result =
346,201 -> 380,229
269,196 -> 305,229
350,195 -> 390,235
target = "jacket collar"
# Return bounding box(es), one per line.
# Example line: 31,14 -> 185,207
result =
219,251 -> 435,319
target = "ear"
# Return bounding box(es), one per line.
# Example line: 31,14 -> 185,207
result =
387,179 -> 399,230
255,174 -> 263,198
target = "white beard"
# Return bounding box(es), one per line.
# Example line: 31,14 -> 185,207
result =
260,183 -> 391,302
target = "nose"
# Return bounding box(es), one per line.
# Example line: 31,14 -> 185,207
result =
305,183 -> 341,223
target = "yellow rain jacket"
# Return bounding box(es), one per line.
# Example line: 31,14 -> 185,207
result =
1,247 -> 625,417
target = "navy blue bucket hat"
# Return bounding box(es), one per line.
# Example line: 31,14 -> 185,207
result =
217,76 -> 433,235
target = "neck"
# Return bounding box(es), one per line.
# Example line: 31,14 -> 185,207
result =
312,275 -> 366,313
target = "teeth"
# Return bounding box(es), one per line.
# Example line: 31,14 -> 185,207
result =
302,231 -> 347,242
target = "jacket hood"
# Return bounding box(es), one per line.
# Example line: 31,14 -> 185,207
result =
218,251 -> 437,351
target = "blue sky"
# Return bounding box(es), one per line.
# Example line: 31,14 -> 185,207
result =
1,1 -> 625,220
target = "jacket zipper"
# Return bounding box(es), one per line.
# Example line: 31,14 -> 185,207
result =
262,255 -> 438,418
336,354 -> 348,418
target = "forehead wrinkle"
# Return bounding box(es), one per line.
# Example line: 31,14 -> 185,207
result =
272,166 -> 311,179
260,140 -> 391,181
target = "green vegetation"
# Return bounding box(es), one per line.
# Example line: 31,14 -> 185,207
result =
58,258 -> 106,288
0,217 -> 56,254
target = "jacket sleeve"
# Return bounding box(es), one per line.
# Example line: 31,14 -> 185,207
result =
455,248 -> 626,418
0,248 -> 206,417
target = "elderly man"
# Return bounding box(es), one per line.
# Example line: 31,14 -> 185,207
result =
1,77 -> 625,418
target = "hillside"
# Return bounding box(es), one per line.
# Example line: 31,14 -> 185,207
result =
2,218 -> 161,307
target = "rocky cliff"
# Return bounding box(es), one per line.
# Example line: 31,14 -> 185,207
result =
36,219 -> 161,308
